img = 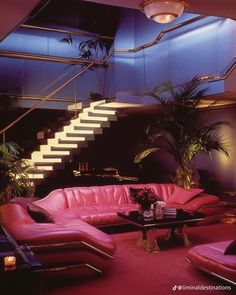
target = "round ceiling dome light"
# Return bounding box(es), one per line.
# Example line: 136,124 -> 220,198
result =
139,0 -> 189,24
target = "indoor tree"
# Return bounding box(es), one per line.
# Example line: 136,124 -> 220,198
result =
134,76 -> 231,189
0,142 -> 34,204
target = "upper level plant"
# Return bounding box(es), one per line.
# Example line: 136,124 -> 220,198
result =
0,142 -> 33,204
134,76 -> 231,189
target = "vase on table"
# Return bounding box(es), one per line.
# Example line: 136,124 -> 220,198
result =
138,204 -> 154,220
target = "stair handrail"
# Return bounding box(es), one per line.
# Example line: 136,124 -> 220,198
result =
1,15 -> 233,141
0,61 -> 96,139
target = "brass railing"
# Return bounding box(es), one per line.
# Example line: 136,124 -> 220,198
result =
1,15 -> 234,141
20,24 -> 114,40
0,50 -> 107,66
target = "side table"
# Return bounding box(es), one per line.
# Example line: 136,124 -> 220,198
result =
0,225 -> 42,294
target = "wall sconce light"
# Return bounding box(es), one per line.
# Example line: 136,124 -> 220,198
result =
139,0 -> 189,24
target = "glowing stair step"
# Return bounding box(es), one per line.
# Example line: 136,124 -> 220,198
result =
57,137 -> 86,142
71,121 -> 102,128
35,165 -> 53,171
47,138 -> 78,148
65,133 -> 95,140
54,133 -> 86,141
86,113 -> 117,121
94,105 -> 118,111
51,142 -> 87,150
31,156 -> 62,163
79,119 -> 110,127
79,115 -> 109,122
27,173 -> 44,179
41,150 -> 70,156
88,109 -> 116,115
67,102 -> 83,111
74,126 -> 103,134
63,125 -> 95,135
40,145 -> 71,153
68,129 -> 94,134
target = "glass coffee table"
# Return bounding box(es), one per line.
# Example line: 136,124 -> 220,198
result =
117,209 -> 205,252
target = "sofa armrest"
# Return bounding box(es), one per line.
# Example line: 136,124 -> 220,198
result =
0,204 -> 116,257
171,193 -> 220,211
6,222 -> 115,256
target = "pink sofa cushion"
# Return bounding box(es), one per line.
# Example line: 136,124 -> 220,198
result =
63,186 -> 130,207
167,193 -> 220,211
9,197 -> 55,223
123,183 -> 176,202
64,187 -> 97,207
28,202 -> 55,223
168,185 -> 204,205
147,183 -> 175,202
101,186 -> 130,205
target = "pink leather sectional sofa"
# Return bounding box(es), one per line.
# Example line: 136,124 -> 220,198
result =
34,183 -> 223,227
0,183 -> 223,277
186,241 -> 236,285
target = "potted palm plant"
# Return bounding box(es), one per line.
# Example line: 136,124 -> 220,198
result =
134,76 -> 231,189
0,142 -> 34,204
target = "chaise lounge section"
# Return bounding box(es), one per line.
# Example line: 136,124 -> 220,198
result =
0,202 -> 116,277
186,240 -> 236,285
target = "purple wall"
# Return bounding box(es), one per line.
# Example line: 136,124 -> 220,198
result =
1,9 -> 236,106
196,106 -> 236,192
113,11 -> 236,96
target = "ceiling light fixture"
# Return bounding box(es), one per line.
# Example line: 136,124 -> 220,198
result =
139,0 -> 189,24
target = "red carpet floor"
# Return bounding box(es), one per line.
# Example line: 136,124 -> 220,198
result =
37,223 -> 236,295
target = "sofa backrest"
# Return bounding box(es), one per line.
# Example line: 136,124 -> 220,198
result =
147,183 -> 176,202
34,183 -> 177,210
34,189 -> 68,210
64,185 -> 130,207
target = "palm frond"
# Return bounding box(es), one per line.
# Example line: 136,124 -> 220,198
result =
134,148 -> 159,164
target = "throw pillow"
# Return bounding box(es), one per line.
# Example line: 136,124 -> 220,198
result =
28,202 -> 54,223
224,240 -> 236,255
9,197 -> 31,210
168,185 -> 204,205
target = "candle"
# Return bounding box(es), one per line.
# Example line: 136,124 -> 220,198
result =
4,256 -> 16,267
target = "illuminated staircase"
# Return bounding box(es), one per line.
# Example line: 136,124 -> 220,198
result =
26,100 -> 117,182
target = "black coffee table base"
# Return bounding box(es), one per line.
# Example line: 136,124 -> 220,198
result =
136,225 -> 191,253
117,210 -> 205,253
